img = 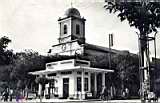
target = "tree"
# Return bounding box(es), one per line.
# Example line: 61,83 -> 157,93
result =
35,76 -> 49,92
104,0 -> 160,100
0,36 -> 12,65
105,1 -> 160,35
10,49 -> 46,90
0,36 -> 14,92
35,76 -> 49,102
111,52 -> 139,97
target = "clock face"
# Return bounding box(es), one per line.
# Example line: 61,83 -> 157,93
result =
61,44 -> 66,51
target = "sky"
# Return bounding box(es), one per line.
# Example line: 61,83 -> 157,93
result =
0,0 -> 159,57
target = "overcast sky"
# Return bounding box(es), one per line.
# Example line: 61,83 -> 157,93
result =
0,0 -> 159,57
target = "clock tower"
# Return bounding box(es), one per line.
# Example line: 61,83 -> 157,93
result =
49,8 -> 86,56
58,8 -> 86,44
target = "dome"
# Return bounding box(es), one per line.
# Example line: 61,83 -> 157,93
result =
65,8 -> 81,17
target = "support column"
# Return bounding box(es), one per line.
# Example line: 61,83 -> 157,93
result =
102,72 -> 105,87
94,73 -> 97,97
81,70 -> 85,99
88,72 -> 91,92
38,83 -> 42,96
74,71 -> 77,99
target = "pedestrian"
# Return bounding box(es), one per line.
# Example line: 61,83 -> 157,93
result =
100,85 -> 107,100
4,90 -> 9,102
125,88 -> 129,98
16,90 -> 21,103
9,89 -> 13,101
1,91 -> 5,101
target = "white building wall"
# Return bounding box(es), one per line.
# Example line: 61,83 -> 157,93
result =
50,41 -> 84,56
55,72 -> 77,98
45,59 -> 93,98
56,73 -> 63,97
59,18 -> 72,39
72,19 -> 84,38
69,73 -> 75,97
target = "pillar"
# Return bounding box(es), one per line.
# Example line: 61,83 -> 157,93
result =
102,72 -> 105,87
94,73 -> 97,97
88,72 -> 91,92
81,70 -> 85,99
38,83 -> 42,96
73,71 -> 77,99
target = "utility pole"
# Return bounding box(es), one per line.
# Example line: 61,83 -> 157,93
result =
108,33 -> 113,99
108,33 -> 113,70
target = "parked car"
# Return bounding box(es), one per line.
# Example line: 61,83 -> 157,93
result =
27,92 -> 37,100
148,92 -> 158,102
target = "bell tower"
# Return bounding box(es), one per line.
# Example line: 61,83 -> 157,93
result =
58,8 -> 86,44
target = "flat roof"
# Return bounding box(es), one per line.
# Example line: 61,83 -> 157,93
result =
29,66 -> 114,75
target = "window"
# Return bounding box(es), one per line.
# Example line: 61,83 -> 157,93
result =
76,24 -> 80,35
64,25 -> 67,34
61,61 -> 72,64
77,71 -> 82,75
48,73 -> 57,77
85,72 -> 88,75
77,77 -> 81,91
84,78 -> 88,91
61,71 -> 72,75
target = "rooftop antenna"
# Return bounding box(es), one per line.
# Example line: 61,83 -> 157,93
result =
71,0 -> 73,8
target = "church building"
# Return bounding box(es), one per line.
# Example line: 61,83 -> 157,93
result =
30,7 -> 123,100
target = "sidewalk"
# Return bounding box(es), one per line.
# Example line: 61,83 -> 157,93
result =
23,98 -> 141,103
2,98 -> 148,103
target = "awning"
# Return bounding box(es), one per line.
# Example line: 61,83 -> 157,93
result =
82,67 -> 114,73
29,66 -> 114,75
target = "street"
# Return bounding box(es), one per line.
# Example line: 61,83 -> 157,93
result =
0,99 -> 142,103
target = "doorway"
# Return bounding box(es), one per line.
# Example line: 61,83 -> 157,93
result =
63,78 -> 69,98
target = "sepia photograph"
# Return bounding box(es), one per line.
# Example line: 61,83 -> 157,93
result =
0,0 -> 160,102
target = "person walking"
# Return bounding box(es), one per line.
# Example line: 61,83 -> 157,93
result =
100,85 -> 107,100
1,91 -> 5,101
9,89 -> 13,101
4,90 -> 9,102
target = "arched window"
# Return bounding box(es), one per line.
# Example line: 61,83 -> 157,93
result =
76,24 -> 80,35
64,25 -> 67,34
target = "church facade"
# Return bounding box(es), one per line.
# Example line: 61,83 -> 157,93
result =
30,7 -> 120,100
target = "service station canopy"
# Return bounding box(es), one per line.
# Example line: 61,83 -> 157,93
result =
29,59 -> 114,75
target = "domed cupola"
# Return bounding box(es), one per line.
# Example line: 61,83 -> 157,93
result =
65,7 -> 81,18
58,7 -> 86,44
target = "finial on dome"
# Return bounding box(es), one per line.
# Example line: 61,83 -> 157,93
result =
71,1 -> 73,8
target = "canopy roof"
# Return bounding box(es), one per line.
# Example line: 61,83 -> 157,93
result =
29,66 -> 114,75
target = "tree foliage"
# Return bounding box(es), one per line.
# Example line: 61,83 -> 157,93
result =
35,76 -> 49,91
0,47 -> 48,91
111,52 -> 140,96
0,36 -> 12,65
105,2 -> 160,35
10,49 -> 47,89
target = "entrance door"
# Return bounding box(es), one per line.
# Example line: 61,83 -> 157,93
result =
63,78 -> 69,98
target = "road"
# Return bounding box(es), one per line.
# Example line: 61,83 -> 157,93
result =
0,99 -> 142,103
